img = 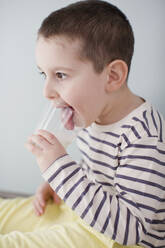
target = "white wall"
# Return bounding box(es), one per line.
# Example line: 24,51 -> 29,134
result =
0,0 -> 164,194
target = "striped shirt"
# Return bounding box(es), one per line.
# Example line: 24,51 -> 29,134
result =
43,101 -> 165,247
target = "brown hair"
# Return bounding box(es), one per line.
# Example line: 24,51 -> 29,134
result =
38,0 -> 134,74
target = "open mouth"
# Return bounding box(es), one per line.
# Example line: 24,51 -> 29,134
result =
54,100 -> 84,129
61,106 -> 75,130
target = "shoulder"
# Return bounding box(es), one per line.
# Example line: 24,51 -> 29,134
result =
119,101 -> 165,150
118,103 -> 165,170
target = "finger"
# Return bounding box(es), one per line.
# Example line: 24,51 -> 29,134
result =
33,199 -> 41,216
33,198 -> 45,216
37,193 -> 46,207
25,142 -> 42,156
37,129 -> 58,145
29,134 -> 51,150
33,201 -> 41,216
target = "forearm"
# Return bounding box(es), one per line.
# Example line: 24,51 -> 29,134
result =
42,154 -> 146,245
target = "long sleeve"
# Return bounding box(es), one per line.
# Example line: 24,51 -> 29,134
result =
42,134 -> 165,247
42,154 -> 144,245
42,101 -> 165,247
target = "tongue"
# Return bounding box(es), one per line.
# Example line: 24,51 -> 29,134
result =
61,107 -> 74,130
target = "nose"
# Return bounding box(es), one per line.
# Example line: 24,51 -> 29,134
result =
43,79 -> 60,100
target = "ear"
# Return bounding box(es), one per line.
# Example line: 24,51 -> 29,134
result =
105,60 -> 128,93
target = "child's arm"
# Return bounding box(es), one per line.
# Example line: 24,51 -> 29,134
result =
26,130 -> 165,246
42,137 -> 165,247
33,181 -> 61,216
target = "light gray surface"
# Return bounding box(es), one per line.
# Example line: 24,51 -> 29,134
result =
0,0 -> 164,194
0,190 -> 31,198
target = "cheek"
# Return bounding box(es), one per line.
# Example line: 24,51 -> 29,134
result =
61,74 -> 105,123
70,82 -> 103,118
60,81 -> 84,106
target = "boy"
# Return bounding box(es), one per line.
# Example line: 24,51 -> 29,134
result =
26,0 -> 165,247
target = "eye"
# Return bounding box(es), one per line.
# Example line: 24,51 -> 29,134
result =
56,72 -> 67,80
39,71 -> 46,80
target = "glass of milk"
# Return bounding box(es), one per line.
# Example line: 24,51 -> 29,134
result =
36,102 -> 82,149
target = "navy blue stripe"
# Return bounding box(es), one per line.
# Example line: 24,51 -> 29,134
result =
157,147 -> 165,155
119,194 -> 156,212
121,125 -> 141,139
77,135 -> 88,146
93,170 -> 113,181
152,219 -> 165,225
143,110 -> 149,128
112,201 -> 120,240
151,107 -> 158,131
101,196 -> 112,233
141,222 -> 147,235
122,133 -> 131,146
119,163 -> 165,179
157,111 -> 163,142
133,117 -> 152,136
79,128 -> 87,134
131,126 -> 141,139
103,131 -> 120,138
141,240 -> 154,247
119,154 -> 165,166
146,218 -> 165,225
56,167 -> 81,193
42,154 -> 68,174
118,194 -> 140,210
126,143 -> 165,155
157,208 -> 165,213
48,161 -> 76,183
82,128 -> 89,134
156,230 -> 165,233
90,135 -> 117,148
141,240 -> 165,248
90,146 -> 118,159
115,183 -> 165,202
63,176 -> 86,201
82,159 -> 91,171
90,192 -> 107,227
101,210 -> 111,233
109,195 -> 113,203
116,174 -> 165,191
80,129 -> 117,148
72,182 -> 95,210
78,136 -> 118,160
80,139 -> 118,159
80,149 -> 118,170
136,202 -> 158,212
123,208 -> 130,245
136,218 -> 140,243
96,180 -> 113,187
81,186 -> 102,219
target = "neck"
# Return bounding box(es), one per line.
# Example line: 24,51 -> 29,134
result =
96,86 -> 144,125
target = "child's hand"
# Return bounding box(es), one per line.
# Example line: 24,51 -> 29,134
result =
25,129 -> 66,172
33,181 -> 61,216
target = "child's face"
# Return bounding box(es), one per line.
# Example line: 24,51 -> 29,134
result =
35,36 -> 108,127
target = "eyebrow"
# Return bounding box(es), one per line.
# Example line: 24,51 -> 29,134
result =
37,65 -> 74,72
